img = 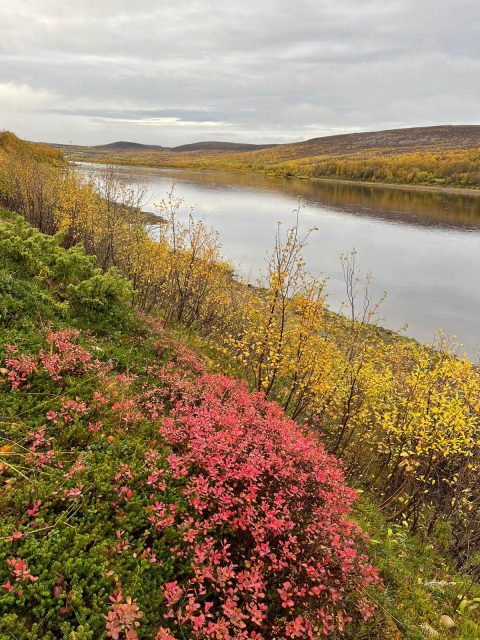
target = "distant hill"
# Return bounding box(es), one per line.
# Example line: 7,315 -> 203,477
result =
48,125 -> 480,161
50,140 -> 275,154
94,141 -> 166,151
42,125 -> 480,189
252,125 -> 480,163
171,141 -> 276,152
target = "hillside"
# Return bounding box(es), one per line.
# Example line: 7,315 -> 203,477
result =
2,138 -> 480,639
244,125 -> 480,163
95,141 -> 167,151
2,211 -> 480,640
52,125 -> 480,160
48,125 -> 480,189
171,141 -> 276,152
51,139 -> 275,157
1,131 -> 64,166
0,212 -> 381,638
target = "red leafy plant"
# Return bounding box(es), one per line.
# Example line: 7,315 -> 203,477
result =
3,345 -> 37,389
3,329 -> 94,390
39,329 -> 92,381
1,327 -> 380,639
140,367 -> 380,639
105,589 -> 143,640
2,557 -> 38,596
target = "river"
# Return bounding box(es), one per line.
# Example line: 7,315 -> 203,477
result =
78,163 -> 480,359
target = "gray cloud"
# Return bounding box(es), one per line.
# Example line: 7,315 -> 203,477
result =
0,0 -> 479,145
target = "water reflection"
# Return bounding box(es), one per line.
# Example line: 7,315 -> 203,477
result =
92,165 -> 480,231
77,164 -> 480,358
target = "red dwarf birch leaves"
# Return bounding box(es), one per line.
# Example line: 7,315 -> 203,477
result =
144,370 -> 379,638
1,327 -> 379,639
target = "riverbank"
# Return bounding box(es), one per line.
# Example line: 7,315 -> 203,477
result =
74,158 -> 480,358
310,175 -> 480,197
74,157 -> 480,198
56,124 -> 480,193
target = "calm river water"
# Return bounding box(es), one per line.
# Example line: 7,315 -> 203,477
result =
79,164 -> 480,358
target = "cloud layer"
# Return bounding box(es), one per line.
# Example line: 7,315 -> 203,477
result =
0,0 -> 479,145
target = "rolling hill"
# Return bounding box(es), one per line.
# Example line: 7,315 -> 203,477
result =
172,140 -> 276,152
249,124 -> 480,163
50,125 -> 480,159
46,125 -> 480,189
94,140 -> 167,151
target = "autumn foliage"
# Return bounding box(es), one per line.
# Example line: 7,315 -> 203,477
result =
60,128 -> 480,188
2,138 -> 480,567
148,370 -> 379,637
2,135 -> 480,638
226,213 -> 480,551
0,268 -> 380,638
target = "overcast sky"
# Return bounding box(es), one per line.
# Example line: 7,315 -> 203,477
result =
0,0 -> 479,146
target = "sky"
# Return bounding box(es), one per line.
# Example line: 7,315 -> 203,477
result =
0,0 -> 479,146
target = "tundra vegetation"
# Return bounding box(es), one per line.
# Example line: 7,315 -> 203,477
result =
59,126 -> 480,189
1,131 -> 480,639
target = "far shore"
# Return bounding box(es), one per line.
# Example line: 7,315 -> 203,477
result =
72,158 -> 480,198
308,176 -> 480,197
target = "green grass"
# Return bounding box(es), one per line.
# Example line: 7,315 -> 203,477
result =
353,500 -> 480,639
